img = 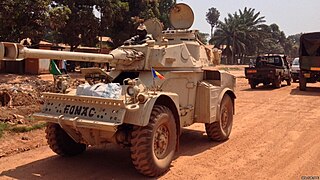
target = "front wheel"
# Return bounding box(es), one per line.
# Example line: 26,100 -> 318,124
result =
46,123 -> 86,156
249,79 -> 256,89
130,105 -> 177,177
205,94 -> 233,141
299,75 -> 307,91
273,76 -> 281,88
286,78 -> 291,86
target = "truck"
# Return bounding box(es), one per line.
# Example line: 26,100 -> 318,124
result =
299,32 -> 320,91
0,3 -> 236,177
245,54 -> 291,89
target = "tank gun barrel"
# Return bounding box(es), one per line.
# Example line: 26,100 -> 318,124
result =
0,42 -> 143,64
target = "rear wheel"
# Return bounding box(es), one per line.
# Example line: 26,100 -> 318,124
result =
205,94 -> 233,141
250,82 -> 256,89
46,123 -> 86,156
293,78 -> 297,83
273,76 -> 281,88
249,79 -> 256,89
286,78 -> 291,86
130,105 -> 177,177
299,75 -> 307,91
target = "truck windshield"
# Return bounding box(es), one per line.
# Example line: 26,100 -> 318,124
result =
292,58 -> 299,65
256,56 -> 283,67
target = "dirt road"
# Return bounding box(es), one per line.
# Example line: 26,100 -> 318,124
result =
0,71 -> 319,179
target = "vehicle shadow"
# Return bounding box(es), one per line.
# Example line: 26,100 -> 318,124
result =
1,146 -> 147,180
176,128 -> 223,157
290,86 -> 320,96
241,84 -> 289,91
0,128 -> 223,179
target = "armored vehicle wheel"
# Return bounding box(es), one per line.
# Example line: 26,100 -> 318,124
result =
299,76 -> 307,91
205,94 -> 233,141
130,105 -> 177,177
273,76 -> 281,88
46,123 -> 86,156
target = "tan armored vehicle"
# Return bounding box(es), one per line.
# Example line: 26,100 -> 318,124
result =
0,3 -> 236,177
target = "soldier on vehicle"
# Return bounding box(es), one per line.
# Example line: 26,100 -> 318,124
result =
124,24 -> 153,45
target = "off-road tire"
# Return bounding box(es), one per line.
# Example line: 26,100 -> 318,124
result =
286,78 -> 291,86
263,82 -> 269,86
130,105 -> 177,177
293,78 -> 297,83
46,123 -> 86,156
205,94 -> 233,141
249,79 -> 256,89
299,76 -> 307,91
273,76 -> 281,88
250,82 -> 256,89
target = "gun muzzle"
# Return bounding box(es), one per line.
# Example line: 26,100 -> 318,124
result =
0,42 -> 23,61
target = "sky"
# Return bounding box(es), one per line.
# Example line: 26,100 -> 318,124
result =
177,0 -> 320,36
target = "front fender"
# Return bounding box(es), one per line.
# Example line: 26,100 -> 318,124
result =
123,92 -> 180,127
215,88 -> 236,123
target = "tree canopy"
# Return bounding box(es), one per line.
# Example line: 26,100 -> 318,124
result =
0,0 -> 176,49
206,7 -> 220,38
0,0 -> 51,44
210,7 -> 300,64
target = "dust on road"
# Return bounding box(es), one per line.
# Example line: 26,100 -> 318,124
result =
0,71 -> 319,179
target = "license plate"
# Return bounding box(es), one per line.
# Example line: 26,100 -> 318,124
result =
247,69 -> 257,73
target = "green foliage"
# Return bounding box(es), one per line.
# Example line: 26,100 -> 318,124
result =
51,0 -> 100,50
211,7 -> 298,64
218,67 -> 242,71
0,122 -> 9,138
0,0 -> 175,48
97,0 -> 175,46
0,121 -> 47,138
9,122 -> 47,133
206,7 -> 220,37
0,0 -> 51,43
45,5 -> 71,43
197,32 -> 209,44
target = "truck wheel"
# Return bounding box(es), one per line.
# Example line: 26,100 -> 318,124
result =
250,82 -> 256,89
293,78 -> 297,83
205,94 -> 233,141
46,123 -> 86,156
299,76 -> 307,91
273,76 -> 281,88
286,78 -> 291,86
130,105 -> 177,177
249,79 -> 256,89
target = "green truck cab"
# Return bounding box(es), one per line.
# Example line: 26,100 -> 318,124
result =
299,32 -> 320,91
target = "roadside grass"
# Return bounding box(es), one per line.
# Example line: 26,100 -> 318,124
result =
0,122 -> 9,138
0,122 -> 47,138
218,67 -> 242,71
10,122 -> 47,133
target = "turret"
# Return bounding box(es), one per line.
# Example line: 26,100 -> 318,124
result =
0,3 -> 221,72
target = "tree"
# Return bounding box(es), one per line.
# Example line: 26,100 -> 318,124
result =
211,7 -> 266,64
206,7 -> 220,38
45,5 -> 71,44
158,0 -> 176,28
97,0 -> 175,46
0,0 -> 51,44
51,0 -> 100,51
197,32 -> 210,44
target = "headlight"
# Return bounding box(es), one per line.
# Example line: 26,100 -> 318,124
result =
137,93 -> 147,103
127,86 -> 140,96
